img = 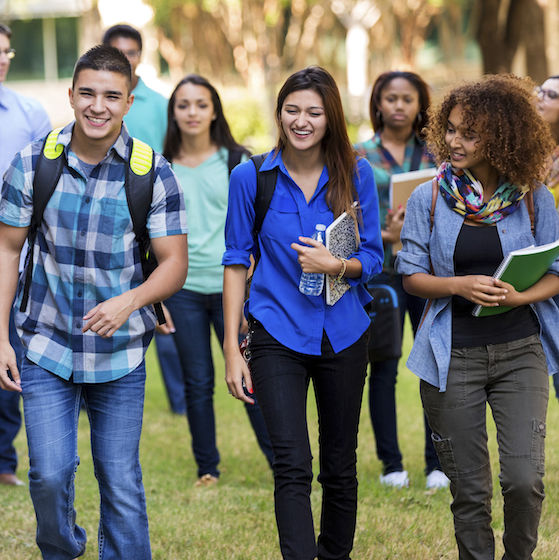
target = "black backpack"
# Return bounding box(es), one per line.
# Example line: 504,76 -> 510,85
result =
249,153 -> 277,265
21,128 -> 166,323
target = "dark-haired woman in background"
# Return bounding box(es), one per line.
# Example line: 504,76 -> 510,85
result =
397,74 -> 559,559
163,74 -> 273,487
355,71 -> 447,490
223,67 -> 383,559
536,75 -> 559,401
536,75 -> 559,207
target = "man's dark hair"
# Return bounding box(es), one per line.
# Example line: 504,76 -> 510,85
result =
0,23 -> 12,39
102,24 -> 142,52
72,44 -> 132,89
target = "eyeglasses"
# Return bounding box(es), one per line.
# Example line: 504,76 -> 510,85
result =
122,49 -> 141,59
536,86 -> 559,101
0,48 -> 15,60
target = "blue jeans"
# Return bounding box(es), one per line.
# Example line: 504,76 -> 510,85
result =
368,272 -> 440,475
154,332 -> 186,414
0,309 -> 25,474
249,319 -> 368,560
166,289 -> 273,477
21,359 -> 151,560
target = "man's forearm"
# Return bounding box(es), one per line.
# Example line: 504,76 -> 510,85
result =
0,225 -> 27,342
127,253 -> 188,312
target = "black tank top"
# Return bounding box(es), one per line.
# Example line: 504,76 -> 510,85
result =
451,222 -> 539,348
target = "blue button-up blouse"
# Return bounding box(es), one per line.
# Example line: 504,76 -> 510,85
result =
223,150 -> 383,355
396,180 -> 559,391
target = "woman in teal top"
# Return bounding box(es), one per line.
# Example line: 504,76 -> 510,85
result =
355,71 -> 447,490
163,74 -> 273,486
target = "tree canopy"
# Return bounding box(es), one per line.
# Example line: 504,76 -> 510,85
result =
145,1 -> 548,100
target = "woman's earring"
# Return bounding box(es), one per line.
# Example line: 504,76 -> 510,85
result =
415,113 -> 423,126
376,110 -> 383,124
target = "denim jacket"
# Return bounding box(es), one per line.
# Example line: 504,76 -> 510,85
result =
395,180 -> 559,391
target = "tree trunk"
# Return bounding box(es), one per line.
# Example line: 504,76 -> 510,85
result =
476,0 -> 503,73
476,0 -> 547,78
523,0 -> 548,82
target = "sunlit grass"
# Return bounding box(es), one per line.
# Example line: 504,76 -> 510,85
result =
2,320 -> 559,559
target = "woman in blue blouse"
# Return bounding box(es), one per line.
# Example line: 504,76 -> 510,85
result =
222,67 -> 383,560
397,75 -> 559,559
162,74 -> 273,487
355,71 -> 445,490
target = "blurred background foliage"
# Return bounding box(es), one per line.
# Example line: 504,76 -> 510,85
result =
146,1 -> 549,89
141,0 -> 552,142
3,0 -> 555,142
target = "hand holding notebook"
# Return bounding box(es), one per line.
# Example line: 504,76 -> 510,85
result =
325,207 -> 358,306
472,238 -> 559,317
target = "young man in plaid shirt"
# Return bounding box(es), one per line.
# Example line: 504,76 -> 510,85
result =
0,45 -> 188,559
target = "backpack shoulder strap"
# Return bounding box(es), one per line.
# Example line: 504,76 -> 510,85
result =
524,190 -> 535,236
126,138 -> 154,241
430,177 -> 438,233
418,178 -> 439,331
227,148 -> 245,176
125,138 -> 165,325
32,127 -> 65,231
250,153 -> 277,237
21,128 -> 65,312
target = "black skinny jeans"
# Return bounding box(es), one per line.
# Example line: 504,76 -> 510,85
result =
249,318 -> 368,560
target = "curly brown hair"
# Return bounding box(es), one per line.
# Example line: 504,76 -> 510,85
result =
426,74 -> 555,188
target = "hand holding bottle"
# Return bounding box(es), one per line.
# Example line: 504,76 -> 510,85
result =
291,224 -> 339,295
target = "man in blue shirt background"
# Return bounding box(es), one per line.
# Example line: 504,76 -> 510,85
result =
0,22 -> 51,487
103,23 -> 187,415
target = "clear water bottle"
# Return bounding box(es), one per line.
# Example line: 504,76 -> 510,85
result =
298,224 -> 327,296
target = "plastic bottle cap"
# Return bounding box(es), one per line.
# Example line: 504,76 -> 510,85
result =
315,224 -> 327,231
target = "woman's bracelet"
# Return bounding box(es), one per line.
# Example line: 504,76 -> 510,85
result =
336,257 -> 347,281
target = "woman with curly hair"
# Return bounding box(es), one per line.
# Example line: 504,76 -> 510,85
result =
396,74 -> 559,559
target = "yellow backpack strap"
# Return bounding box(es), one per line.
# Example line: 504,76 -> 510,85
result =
43,127 -> 64,160
130,138 -> 153,176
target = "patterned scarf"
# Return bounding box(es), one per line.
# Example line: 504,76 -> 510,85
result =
437,161 -> 527,224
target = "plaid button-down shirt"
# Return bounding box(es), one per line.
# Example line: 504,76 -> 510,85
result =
355,133 -> 434,268
0,123 -> 188,382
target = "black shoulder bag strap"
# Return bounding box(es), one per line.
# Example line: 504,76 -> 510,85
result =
227,148 -> 245,176
125,138 -> 166,325
409,138 -> 424,172
22,130 -> 66,312
251,153 -> 277,240
249,153 -> 278,268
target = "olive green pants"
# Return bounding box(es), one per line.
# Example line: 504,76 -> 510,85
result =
421,334 -> 549,560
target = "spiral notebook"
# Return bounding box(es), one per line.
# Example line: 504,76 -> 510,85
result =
325,205 -> 358,306
472,238 -> 559,317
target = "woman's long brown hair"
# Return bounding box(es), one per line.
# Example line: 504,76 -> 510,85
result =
163,74 -> 249,162
275,66 -> 358,221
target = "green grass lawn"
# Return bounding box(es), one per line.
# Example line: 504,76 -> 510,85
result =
2,322 -> 559,559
